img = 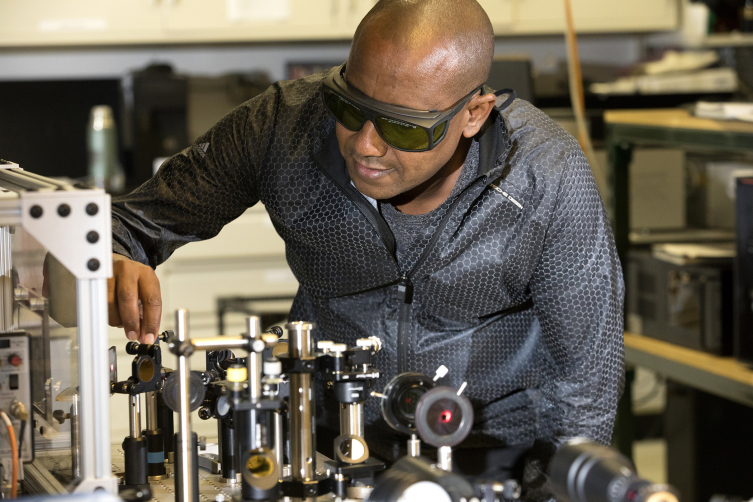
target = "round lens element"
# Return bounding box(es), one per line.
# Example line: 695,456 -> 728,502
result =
323,87 -> 365,131
426,398 -> 463,436
380,373 -> 436,435
375,116 -> 430,151
137,358 -> 155,383
247,454 -> 274,477
334,434 -> 370,464
415,386 -> 474,448
241,447 -> 279,490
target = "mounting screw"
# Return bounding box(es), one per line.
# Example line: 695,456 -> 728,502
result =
29,205 -> 43,218
86,203 -> 98,216
57,204 -> 71,217
87,231 -> 99,243
87,258 -> 100,271
198,407 -> 212,420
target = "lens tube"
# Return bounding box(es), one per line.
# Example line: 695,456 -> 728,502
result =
414,387 -> 474,448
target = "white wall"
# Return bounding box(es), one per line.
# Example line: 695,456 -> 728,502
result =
0,34 -> 644,82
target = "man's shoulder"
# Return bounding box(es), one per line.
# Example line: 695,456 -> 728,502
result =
501,99 -> 581,159
273,67 -> 337,111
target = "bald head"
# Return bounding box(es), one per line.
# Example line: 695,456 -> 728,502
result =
348,0 -> 494,104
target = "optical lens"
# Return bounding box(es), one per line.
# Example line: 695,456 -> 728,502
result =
375,116 -> 431,151
323,87 -> 364,131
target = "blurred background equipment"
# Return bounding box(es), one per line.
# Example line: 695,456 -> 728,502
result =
549,439 -> 678,502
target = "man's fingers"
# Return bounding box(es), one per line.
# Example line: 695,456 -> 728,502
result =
139,271 -> 162,344
107,276 -> 122,327
116,273 -> 141,340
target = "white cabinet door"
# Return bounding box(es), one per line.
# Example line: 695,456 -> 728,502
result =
338,0 -> 516,38
514,0 -> 678,34
478,0 -> 516,34
163,0 -> 339,43
337,0 -> 377,37
0,0 -> 164,46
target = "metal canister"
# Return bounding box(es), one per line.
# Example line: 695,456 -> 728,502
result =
87,105 -> 124,192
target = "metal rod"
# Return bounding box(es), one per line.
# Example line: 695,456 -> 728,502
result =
286,322 -> 315,481
71,395 -> 81,479
145,391 -> 158,431
190,336 -> 248,351
129,395 -> 141,439
438,446 -> 452,471
339,402 -> 364,437
176,309 -> 194,502
273,410 -> 284,472
408,434 -> 421,458
247,316 -> 262,401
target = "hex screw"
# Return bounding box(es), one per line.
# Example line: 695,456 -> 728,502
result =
86,203 -> 98,216
87,231 -> 99,243
57,204 -> 71,217
87,259 -> 100,271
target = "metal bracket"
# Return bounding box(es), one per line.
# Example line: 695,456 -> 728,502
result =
21,190 -> 112,280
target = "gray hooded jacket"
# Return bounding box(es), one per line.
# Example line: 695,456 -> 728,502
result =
111,68 -> 625,486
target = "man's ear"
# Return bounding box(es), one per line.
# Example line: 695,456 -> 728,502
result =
462,93 -> 498,138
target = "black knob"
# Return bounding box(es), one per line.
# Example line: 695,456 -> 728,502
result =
57,204 -> 71,217
29,205 -> 43,218
87,258 -> 100,271
87,231 -> 99,243
86,203 -> 99,216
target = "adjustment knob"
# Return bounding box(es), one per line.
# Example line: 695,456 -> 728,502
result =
263,358 -> 282,376
330,343 -> 347,354
8,354 -> 21,367
317,341 -> 334,352
226,365 -> 247,383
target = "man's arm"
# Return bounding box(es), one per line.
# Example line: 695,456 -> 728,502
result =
110,86 -> 279,341
525,149 -> 625,492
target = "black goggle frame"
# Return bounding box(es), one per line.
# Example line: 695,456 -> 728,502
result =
321,63 -> 483,152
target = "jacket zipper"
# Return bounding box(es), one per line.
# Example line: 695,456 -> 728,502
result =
314,153 -> 518,375
393,177 -> 487,373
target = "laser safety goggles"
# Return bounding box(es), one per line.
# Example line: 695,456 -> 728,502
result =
321,63 -> 483,152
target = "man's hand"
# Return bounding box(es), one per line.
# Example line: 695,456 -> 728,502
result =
108,253 -> 162,344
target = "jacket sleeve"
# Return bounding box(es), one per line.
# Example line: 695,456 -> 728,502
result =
111,85 -> 280,267
525,148 -> 625,493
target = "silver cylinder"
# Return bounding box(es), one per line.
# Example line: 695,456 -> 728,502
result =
285,322 -> 315,481
247,316 -> 262,401
438,446 -> 452,472
71,395 -> 81,479
176,309 -> 194,502
145,391 -> 158,431
191,336 -> 248,351
129,394 -> 141,439
339,402 -> 364,437
273,410 -> 284,472
408,434 -> 421,458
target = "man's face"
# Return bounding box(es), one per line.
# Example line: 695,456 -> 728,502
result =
336,41 -> 471,201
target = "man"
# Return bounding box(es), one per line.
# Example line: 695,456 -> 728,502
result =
109,0 -> 624,493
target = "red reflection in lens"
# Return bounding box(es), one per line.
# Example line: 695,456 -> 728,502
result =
439,411 -> 452,423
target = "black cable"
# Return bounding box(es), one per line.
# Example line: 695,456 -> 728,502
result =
17,420 -> 26,460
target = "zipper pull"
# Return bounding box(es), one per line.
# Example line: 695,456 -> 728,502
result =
397,274 -> 413,304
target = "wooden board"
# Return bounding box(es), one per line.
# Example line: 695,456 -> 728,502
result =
624,332 -> 753,407
604,109 -> 753,135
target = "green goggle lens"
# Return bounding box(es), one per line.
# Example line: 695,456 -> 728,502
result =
375,116 -> 431,151
323,86 -> 448,151
323,87 -> 365,131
